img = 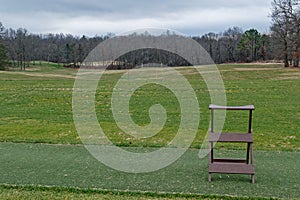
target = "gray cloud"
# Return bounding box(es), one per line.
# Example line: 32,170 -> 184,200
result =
0,0 -> 272,36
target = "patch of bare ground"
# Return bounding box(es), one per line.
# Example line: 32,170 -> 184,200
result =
271,72 -> 300,80
0,71 -> 75,79
234,67 -> 281,71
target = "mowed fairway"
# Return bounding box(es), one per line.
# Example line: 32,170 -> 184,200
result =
0,63 -> 300,199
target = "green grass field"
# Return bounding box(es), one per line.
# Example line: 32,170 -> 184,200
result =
0,63 -> 299,199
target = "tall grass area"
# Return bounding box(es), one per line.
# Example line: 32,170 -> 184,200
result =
0,63 -> 299,151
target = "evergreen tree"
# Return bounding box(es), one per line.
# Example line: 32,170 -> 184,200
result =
239,29 -> 261,62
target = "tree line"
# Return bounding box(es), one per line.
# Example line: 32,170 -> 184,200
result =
0,22 -> 106,70
0,0 -> 299,70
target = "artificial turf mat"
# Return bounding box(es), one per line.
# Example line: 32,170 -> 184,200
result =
0,142 -> 299,199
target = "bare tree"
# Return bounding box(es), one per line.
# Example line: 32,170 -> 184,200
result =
0,22 -> 7,70
16,28 -> 28,70
223,27 -> 243,62
271,0 -> 300,67
0,22 -> 4,37
290,3 -> 300,66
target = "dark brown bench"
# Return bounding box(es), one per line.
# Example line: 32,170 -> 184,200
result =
208,104 -> 255,184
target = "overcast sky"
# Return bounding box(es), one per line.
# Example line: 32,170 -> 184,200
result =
0,0 -> 272,37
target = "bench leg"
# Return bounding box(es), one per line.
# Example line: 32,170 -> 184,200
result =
251,174 -> 255,184
208,173 -> 212,182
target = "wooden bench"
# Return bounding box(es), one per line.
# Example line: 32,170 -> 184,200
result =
208,104 -> 255,184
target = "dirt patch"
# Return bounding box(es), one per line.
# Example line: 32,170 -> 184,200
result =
271,76 -> 300,80
21,73 -> 75,79
272,72 -> 300,80
0,71 -> 75,79
234,68 -> 281,71
280,72 -> 300,76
